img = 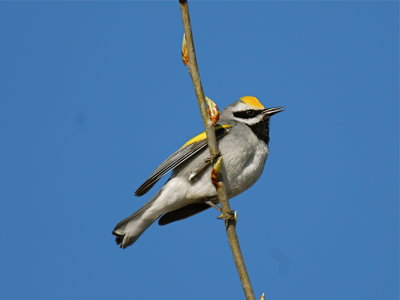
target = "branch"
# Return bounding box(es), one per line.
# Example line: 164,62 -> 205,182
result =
179,1 -> 257,299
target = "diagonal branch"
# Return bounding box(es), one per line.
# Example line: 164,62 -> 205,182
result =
178,1 -> 257,299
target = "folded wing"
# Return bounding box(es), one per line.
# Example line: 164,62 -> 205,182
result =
135,125 -> 231,196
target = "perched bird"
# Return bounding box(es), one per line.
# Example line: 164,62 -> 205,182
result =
112,96 -> 283,248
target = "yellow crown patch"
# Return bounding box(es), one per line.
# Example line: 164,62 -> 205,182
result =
240,96 -> 265,109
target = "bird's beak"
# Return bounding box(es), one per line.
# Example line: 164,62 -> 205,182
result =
263,106 -> 284,116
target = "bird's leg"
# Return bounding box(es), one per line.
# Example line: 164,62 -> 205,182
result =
205,200 -> 221,212
188,158 -> 212,182
188,153 -> 220,182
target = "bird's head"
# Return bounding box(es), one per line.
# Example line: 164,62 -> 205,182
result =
221,96 -> 284,126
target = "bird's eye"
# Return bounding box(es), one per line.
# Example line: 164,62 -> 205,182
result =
246,110 -> 256,117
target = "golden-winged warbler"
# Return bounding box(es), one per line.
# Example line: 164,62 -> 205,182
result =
113,96 -> 283,248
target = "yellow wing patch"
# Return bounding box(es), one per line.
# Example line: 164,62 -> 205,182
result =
181,125 -> 232,148
240,96 -> 265,109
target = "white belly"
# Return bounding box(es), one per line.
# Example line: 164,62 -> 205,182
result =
184,125 -> 269,201
223,140 -> 268,197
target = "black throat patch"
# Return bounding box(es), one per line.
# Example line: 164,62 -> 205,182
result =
248,118 -> 270,144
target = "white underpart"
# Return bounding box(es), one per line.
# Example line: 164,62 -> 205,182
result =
115,105 -> 271,247
184,122 -> 269,200
141,122 -> 269,217
144,177 -> 190,217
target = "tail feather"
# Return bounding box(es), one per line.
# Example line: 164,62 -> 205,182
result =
112,199 -> 158,248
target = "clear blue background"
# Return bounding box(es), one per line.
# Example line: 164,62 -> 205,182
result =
0,1 -> 398,300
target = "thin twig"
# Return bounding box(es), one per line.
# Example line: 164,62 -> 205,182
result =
178,1 -> 256,299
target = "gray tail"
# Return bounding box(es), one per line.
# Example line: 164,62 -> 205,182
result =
112,199 -> 157,249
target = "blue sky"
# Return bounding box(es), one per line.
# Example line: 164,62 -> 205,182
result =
0,1 -> 398,300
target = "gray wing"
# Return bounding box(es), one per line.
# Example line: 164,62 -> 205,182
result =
134,126 -> 231,196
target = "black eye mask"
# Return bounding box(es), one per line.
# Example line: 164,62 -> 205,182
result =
233,109 -> 264,119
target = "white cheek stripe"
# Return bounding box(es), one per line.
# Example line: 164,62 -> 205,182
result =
233,114 -> 265,125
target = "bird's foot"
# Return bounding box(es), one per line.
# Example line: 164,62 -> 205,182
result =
205,152 -> 221,164
211,152 -> 221,163
217,209 -> 237,226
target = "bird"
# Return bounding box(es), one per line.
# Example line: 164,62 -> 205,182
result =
112,96 -> 283,248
